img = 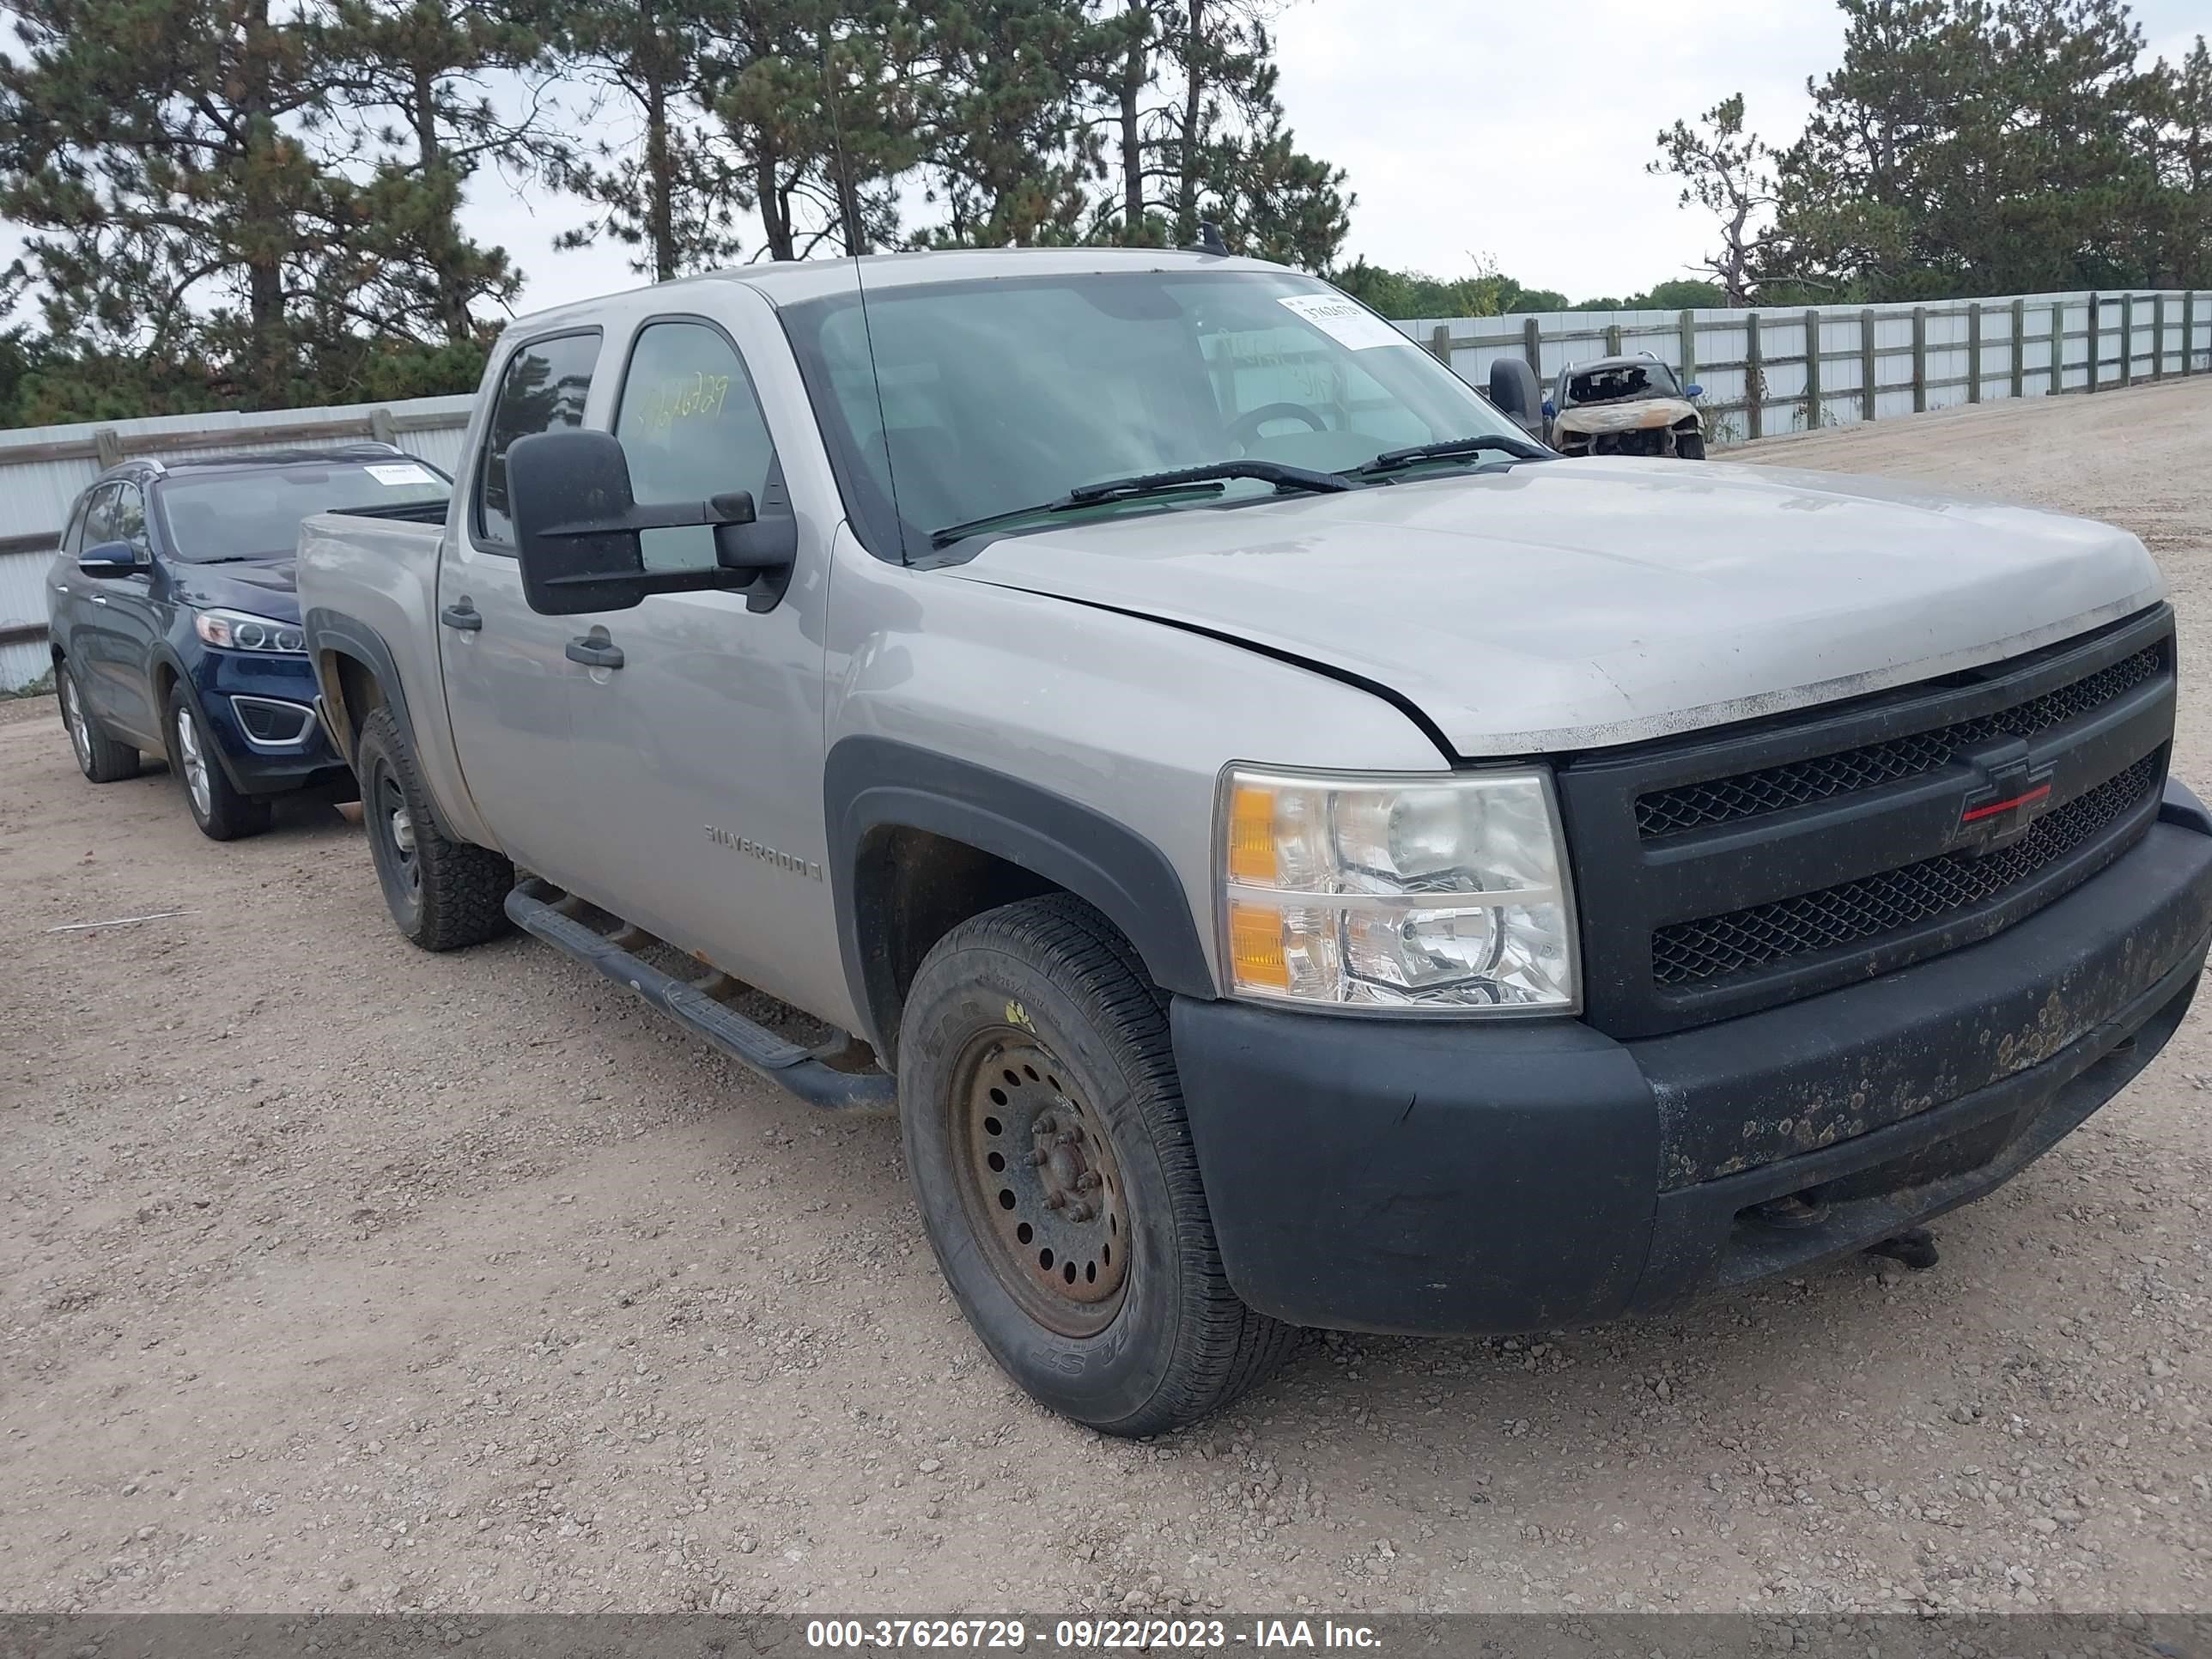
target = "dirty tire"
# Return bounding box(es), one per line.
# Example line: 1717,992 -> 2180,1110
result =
165,684 -> 271,841
356,706 -> 513,951
57,659 -> 141,783
1676,431 -> 1707,460
898,893 -> 1295,1436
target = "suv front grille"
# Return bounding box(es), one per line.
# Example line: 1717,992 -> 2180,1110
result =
1636,643 -> 2165,838
1650,752 -> 2161,988
1556,606 -> 2178,1039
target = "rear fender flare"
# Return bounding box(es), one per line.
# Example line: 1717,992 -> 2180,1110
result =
302,607 -> 449,839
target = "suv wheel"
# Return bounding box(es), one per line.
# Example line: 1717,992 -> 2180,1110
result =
57,660 -> 141,783
165,684 -> 271,841
356,706 -> 513,950
898,894 -> 1295,1436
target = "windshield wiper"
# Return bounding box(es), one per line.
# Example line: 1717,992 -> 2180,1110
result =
1353,434 -> 1553,476
929,459 -> 1352,550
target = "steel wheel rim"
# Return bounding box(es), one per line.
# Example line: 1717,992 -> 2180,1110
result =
951,1031 -> 1129,1338
378,771 -> 419,898
174,704 -> 212,816
61,673 -> 91,769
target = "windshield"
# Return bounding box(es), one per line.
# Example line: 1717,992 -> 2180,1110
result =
153,459 -> 450,561
1563,359 -> 1682,407
781,269 -> 1530,558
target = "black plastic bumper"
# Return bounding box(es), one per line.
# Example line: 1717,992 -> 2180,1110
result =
1172,786 -> 2212,1335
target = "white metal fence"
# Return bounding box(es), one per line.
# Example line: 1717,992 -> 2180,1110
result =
1399,289 -> 2212,444
0,393 -> 472,690
4,289 -> 2209,691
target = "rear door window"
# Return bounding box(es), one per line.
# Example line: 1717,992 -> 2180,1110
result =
476,331 -> 603,549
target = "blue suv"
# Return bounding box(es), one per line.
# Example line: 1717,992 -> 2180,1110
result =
46,444 -> 450,839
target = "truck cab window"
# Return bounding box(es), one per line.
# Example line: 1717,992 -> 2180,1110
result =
612,320 -> 779,574
477,331 -> 601,549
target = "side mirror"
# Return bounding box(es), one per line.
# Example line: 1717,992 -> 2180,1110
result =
1540,398 -> 1557,421
1486,358 -> 1544,440
1683,382 -> 1704,399
78,539 -> 139,576
507,428 -> 795,617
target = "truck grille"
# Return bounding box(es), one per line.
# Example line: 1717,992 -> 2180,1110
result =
1556,606 -> 2177,1039
1650,752 -> 2161,988
1636,644 -> 2164,838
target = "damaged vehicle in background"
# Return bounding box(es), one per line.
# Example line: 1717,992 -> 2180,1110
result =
1543,351 -> 1707,459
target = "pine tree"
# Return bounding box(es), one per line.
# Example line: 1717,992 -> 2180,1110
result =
1648,94 -> 1776,306
319,0 -> 568,344
551,0 -> 750,278
0,0 -> 356,405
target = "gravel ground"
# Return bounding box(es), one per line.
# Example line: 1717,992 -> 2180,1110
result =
5,377 -> 2212,1618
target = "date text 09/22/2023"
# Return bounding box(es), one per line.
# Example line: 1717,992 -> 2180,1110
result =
802,1618 -> 1383,1650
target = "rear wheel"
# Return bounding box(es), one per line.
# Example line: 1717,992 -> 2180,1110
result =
57,659 -> 141,783
166,684 -> 270,840
356,706 -> 512,950
898,894 -> 1294,1436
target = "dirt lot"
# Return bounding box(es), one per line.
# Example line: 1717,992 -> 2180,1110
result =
6,377 -> 2212,1619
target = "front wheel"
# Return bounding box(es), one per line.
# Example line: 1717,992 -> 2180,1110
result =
897,895 -> 1295,1435
1675,430 -> 1707,460
355,706 -> 512,950
166,684 -> 270,841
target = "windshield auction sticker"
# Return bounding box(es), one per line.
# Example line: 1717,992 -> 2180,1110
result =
364,462 -> 438,487
1276,292 -> 1413,350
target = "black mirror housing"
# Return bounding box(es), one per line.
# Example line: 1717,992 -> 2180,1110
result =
1486,359 -> 1545,440
507,428 -> 793,617
78,539 -> 139,576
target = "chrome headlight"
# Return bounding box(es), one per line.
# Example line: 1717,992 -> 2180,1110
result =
194,609 -> 306,653
1217,766 -> 1579,1013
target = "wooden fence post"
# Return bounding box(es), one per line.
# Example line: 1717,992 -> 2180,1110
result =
2121,293 -> 2136,386
1860,308 -> 1877,421
2154,294 -> 2166,380
1679,310 -> 1698,389
1604,323 -> 1623,356
368,406 -> 398,446
1746,311 -> 1764,441
1911,307 -> 1928,412
2188,291 -> 2198,375
94,428 -> 124,469
2053,300 -> 2066,392
1802,309 -> 1822,429
2010,298 -> 2026,398
1428,324 -> 1452,367
2087,295 -> 2100,392
1966,304 -> 1982,404
1523,315 -> 1542,378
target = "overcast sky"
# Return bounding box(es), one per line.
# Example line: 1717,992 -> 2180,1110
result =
486,0 -> 2212,317
3,0 -> 2204,322
482,0 -> 2212,316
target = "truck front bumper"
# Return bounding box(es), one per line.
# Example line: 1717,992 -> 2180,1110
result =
1172,782 -> 2212,1335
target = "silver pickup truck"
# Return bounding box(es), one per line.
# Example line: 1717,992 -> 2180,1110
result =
298,246 -> 2212,1436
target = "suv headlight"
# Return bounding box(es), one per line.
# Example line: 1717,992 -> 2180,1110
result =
194,609 -> 306,653
1217,766 -> 1579,1013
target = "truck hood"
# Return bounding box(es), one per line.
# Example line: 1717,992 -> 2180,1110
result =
1555,396 -> 1700,436
940,456 -> 2165,757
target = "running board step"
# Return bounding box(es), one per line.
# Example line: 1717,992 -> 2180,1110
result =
504,881 -> 896,1114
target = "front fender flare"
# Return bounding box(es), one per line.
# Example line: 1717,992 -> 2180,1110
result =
823,736 -> 1216,1053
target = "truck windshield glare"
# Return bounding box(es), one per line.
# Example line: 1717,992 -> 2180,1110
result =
781,270 -> 1532,560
